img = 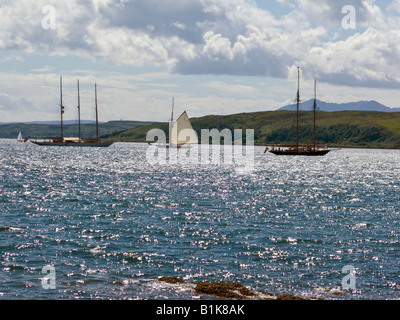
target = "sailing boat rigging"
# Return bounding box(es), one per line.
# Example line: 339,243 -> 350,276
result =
269,67 -> 330,156
30,77 -> 114,148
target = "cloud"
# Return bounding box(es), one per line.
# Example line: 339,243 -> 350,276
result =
0,84 -> 53,122
201,81 -> 257,95
0,0 -> 399,89
302,27 -> 400,87
0,0 -> 322,76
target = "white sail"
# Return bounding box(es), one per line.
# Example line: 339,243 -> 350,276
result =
169,111 -> 198,146
17,131 -> 23,142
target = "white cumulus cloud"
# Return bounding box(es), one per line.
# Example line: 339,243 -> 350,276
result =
0,0 -> 399,90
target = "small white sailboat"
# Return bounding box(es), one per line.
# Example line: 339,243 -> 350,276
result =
153,98 -> 198,148
17,131 -> 24,142
169,102 -> 198,148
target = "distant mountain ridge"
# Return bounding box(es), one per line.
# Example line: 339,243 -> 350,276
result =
0,120 -> 100,126
278,99 -> 400,112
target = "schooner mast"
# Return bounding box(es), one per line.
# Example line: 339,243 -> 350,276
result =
60,76 -> 65,139
77,80 -> 81,140
296,66 -> 300,151
313,80 -> 317,150
95,83 -> 99,139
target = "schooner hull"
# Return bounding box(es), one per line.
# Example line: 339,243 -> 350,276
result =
270,149 -> 330,156
31,141 -> 114,148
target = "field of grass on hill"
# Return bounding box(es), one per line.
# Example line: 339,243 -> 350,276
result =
104,111 -> 400,149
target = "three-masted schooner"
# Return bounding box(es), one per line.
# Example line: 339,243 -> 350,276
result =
30,77 -> 113,148
269,67 -> 330,156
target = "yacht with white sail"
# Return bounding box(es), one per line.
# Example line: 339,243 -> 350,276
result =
17,131 -> 24,142
153,97 -> 198,148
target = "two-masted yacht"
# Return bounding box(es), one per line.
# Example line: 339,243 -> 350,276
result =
30,77 -> 114,148
269,67 -> 330,156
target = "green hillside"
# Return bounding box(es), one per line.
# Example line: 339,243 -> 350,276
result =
0,121 -> 156,140
104,111 -> 400,149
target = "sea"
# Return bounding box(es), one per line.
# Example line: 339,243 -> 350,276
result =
0,138 -> 399,300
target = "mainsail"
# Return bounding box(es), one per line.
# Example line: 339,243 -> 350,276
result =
169,111 -> 198,147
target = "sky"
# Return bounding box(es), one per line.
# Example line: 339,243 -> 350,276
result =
1,0 -> 400,123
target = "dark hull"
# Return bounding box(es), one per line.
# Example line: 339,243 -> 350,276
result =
270,149 -> 330,156
31,141 -> 114,148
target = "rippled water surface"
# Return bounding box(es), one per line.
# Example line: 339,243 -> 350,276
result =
0,139 -> 399,300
